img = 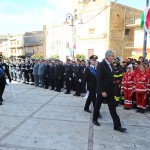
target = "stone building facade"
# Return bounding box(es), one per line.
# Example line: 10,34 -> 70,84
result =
44,0 -> 142,61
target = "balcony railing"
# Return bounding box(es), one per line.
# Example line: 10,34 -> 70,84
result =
126,18 -> 140,26
126,18 -> 135,25
125,42 -> 134,48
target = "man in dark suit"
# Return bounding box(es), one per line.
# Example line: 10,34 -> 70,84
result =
92,50 -> 126,132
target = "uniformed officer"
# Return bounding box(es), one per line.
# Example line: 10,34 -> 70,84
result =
73,59 -> 83,96
54,59 -> 62,92
38,59 -> 45,88
24,60 -> 30,84
0,56 -> 11,105
64,59 -> 73,94
29,59 -> 35,85
43,59 -> 50,89
49,61 -> 55,90
32,59 -> 39,86
15,59 -> 21,82
20,60 -> 26,83
82,55 -> 98,112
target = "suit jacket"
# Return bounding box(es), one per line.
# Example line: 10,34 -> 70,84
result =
96,59 -> 114,96
82,67 -> 96,92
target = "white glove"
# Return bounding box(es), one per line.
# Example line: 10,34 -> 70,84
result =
78,79 -> 82,83
69,78 -> 71,81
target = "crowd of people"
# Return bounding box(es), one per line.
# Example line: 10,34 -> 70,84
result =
0,52 -> 150,118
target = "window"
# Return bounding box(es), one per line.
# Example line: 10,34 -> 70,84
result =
125,29 -> 130,35
88,49 -> 94,58
88,28 -> 95,35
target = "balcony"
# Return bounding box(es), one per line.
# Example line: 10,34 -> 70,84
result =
126,18 -> 140,27
124,41 -> 134,49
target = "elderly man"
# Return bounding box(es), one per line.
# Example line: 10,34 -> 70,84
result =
92,50 -> 126,133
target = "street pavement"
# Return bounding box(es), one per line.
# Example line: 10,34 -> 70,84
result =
0,81 -> 150,150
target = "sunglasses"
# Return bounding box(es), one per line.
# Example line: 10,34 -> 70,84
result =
127,67 -> 131,69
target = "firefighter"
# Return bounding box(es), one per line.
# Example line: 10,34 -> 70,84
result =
113,59 -> 123,106
135,64 -> 150,113
121,64 -> 135,110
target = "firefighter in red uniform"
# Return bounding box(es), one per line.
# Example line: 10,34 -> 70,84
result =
135,64 -> 150,113
121,64 -> 135,110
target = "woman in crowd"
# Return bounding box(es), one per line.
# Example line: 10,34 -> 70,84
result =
121,64 -> 135,110
135,64 -> 150,113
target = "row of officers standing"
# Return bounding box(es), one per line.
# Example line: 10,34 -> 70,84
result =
1,55 -> 150,112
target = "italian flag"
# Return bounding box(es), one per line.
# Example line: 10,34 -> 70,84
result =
141,7 -> 150,32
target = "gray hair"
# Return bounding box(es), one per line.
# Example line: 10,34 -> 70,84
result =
105,50 -> 115,58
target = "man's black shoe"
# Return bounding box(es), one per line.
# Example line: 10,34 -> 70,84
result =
64,91 -> 70,94
136,108 -> 141,113
114,127 -> 126,132
0,101 -> 2,105
92,120 -> 100,126
50,88 -> 54,90
140,109 -> 145,113
124,107 -> 130,110
84,109 -> 92,113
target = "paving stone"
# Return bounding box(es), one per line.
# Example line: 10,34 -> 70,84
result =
1,81 -> 150,150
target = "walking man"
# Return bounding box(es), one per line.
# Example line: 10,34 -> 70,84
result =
92,50 -> 126,132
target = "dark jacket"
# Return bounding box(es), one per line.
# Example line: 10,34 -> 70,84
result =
82,66 -> 96,92
96,59 -> 114,96
0,62 -> 11,82
65,64 -> 73,79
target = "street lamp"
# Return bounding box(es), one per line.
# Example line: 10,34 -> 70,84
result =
65,13 -> 75,60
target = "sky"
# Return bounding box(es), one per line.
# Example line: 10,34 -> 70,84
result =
0,0 -> 146,35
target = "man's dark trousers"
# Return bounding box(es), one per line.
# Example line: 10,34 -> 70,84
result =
93,94 -> 121,129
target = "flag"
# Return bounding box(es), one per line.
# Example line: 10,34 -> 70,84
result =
141,7 -> 150,32
140,11 -> 144,29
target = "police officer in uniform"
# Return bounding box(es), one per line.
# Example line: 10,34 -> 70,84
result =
32,59 -> 39,86
15,59 -> 21,82
54,59 -> 62,92
44,59 -> 50,89
0,56 -> 11,105
64,59 -> 73,94
82,55 -> 98,112
29,59 -> 35,85
24,60 -> 30,84
49,61 -> 55,90
21,60 -> 26,83
73,59 -> 82,96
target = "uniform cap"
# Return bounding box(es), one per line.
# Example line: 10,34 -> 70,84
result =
89,55 -> 98,60
67,58 -> 71,62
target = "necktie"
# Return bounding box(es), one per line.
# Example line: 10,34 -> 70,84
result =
109,64 -> 112,72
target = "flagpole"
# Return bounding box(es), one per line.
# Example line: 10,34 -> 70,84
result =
143,0 -> 149,59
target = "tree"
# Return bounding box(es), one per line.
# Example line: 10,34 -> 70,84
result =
32,54 -> 43,59
75,54 -> 86,61
50,55 -> 60,59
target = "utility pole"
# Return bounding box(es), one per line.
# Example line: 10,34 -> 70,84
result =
143,0 -> 149,59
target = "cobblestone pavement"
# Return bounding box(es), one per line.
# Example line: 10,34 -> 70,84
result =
0,81 -> 150,150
